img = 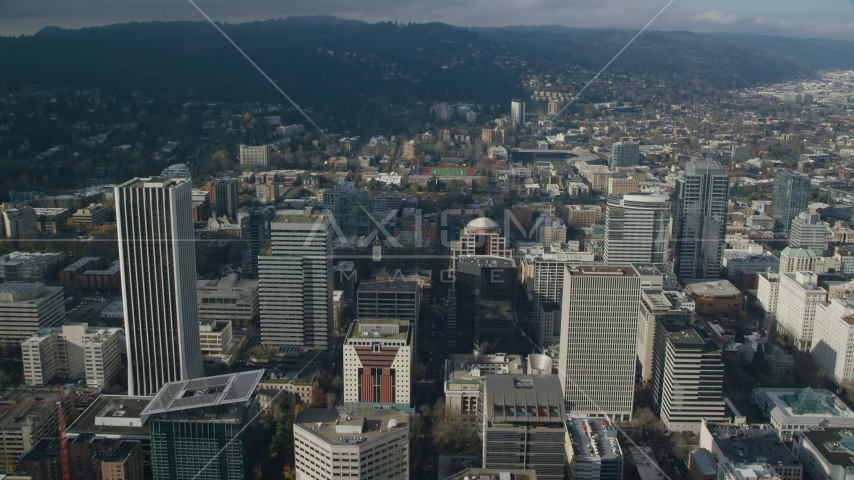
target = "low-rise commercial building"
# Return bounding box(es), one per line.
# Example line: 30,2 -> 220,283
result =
793,427 -> 854,480
717,463 -> 782,480
0,251 -> 66,282
699,420 -> 802,480
19,434 -> 143,480
72,204 -> 111,226
752,387 -> 854,441
688,448 -> 717,480
33,207 -> 70,234
196,274 -> 260,324
294,407 -> 410,480
566,205 -> 601,228
566,416 -> 623,480
684,280 -> 746,317
444,353 -> 525,415
0,392 -> 59,473
64,395 -> 153,465
0,283 -> 65,344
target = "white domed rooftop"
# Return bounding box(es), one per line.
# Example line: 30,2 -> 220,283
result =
466,217 -> 500,230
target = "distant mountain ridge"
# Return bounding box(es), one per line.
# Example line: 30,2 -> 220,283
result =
706,32 -> 854,71
0,18 -> 848,131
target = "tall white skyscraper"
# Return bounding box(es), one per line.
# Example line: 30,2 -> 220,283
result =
559,265 -> 641,421
510,100 -> 526,128
604,193 -> 671,271
259,214 -> 333,348
115,178 -> 203,396
672,160 -> 729,280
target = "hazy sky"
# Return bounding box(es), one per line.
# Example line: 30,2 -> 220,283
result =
0,0 -> 852,40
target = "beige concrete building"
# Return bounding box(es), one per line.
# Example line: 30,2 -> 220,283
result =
238,144 -> 269,167
294,408 -> 409,480
343,320 -> 412,410
607,177 -> 640,196
196,273 -> 259,324
0,392 -> 59,473
21,324 -> 122,387
0,282 -> 65,344
779,247 -> 817,274
560,265 -> 640,421
777,271 -> 827,350
566,205 -> 602,228
443,353 -> 525,415
72,203 -> 111,226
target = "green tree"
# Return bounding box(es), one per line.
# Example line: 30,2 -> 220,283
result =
750,347 -> 770,377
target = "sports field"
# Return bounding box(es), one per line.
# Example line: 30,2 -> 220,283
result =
427,167 -> 469,176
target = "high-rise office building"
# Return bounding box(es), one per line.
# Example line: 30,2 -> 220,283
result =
510,100 -> 526,128
772,171 -> 810,230
609,141 -> 640,168
672,160 -> 729,281
456,256 -> 517,354
776,271 -> 827,350
142,370 -> 263,480
560,265 -> 641,421
650,318 -> 726,433
789,211 -> 828,252
212,178 -> 238,220
636,289 -> 693,383
448,217 -> 513,347
813,297 -> 854,385
322,182 -> 370,237
356,280 -> 420,324
604,193 -> 671,271
239,207 -> 273,278
259,214 -> 332,348
481,375 -> 566,480
115,178 -> 203,396
532,259 -> 568,348
294,407 -> 410,480
343,320 -> 413,410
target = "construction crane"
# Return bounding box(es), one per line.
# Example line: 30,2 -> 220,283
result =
0,388 -> 96,477
56,400 -> 70,480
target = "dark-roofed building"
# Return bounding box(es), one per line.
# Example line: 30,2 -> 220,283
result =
793,427 -> 854,480
688,448 -> 717,480
482,375 -> 566,480
445,469 -> 536,480
19,434 -> 143,480
456,256 -> 517,354
142,370 -> 264,480
699,420 -> 803,480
